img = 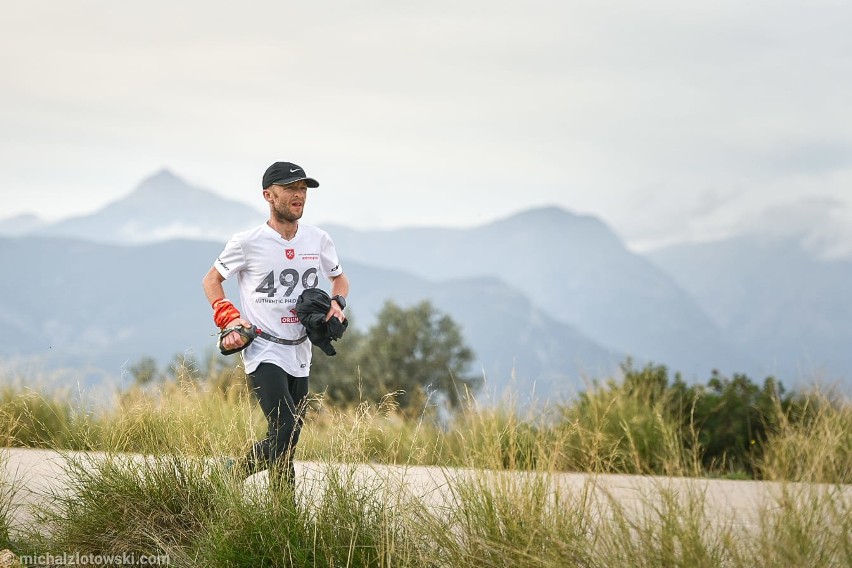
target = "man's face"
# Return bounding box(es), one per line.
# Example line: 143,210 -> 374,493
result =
265,180 -> 307,222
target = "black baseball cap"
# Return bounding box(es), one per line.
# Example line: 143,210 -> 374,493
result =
262,162 -> 319,189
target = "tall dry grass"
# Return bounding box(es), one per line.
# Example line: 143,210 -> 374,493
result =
0,372 -> 849,566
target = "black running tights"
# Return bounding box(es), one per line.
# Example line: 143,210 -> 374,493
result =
246,362 -> 309,485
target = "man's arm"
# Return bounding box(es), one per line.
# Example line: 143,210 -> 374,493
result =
202,266 -> 250,350
202,266 -> 227,305
327,273 -> 350,322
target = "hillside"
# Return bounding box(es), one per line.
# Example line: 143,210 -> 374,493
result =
649,235 -> 852,383
0,236 -> 617,396
32,170 -> 264,243
325,207 -> 747,377
10,168 -> 850,386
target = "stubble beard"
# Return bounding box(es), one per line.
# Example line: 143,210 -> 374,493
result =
273,204 -> 303,223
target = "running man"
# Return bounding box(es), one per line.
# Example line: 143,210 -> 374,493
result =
202,161 -> 350,487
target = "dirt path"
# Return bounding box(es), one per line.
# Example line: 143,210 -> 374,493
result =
2,447 -> 847,538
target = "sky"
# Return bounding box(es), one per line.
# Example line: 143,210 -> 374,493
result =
1,0 -> 851,250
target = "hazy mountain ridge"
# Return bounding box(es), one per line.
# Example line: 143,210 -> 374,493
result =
31,170 -> 264,243
0,235 -> 617,395
3,169 -> 849,388
325,207 -> 747,377
0,213 -> 45,236
5,170 -> 723,379
649,234 -> 852,382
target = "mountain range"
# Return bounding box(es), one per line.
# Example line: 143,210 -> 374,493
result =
0,235 -> 618,397
1,169 -> 850,394
649,235 -> 852,384
24,170 -> 262,244
324,212 -> 747,377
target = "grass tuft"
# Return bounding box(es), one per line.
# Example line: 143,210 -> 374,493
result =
38,452 -> 225,557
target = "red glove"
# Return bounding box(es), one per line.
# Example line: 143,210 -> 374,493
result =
212,298 -> 241,329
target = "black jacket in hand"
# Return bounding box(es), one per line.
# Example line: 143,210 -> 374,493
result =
295,288 -> 348,356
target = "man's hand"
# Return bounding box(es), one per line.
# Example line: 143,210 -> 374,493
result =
221,317 -> 253,351
326,274 -> 349,323
326,301 -> 346,323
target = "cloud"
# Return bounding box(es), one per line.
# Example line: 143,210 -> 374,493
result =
1,0 -> 852,245
743,196 -> 852,259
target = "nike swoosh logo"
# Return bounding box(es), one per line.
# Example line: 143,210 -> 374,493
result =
290,168 -> 301,173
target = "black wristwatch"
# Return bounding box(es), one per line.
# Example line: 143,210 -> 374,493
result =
332,295 -> 347,309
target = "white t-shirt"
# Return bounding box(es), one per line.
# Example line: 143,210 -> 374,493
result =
213,222 -> 344,376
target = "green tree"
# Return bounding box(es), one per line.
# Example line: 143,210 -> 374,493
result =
309,302 -> 479,410
690,371 -> 786,474
568,361 -> 797,477
359,300 -> 479,410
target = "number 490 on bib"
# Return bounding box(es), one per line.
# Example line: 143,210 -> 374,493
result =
255,268 -> 318,297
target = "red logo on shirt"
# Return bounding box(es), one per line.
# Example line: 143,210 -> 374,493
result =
281,308 -> 300,324
285,248 -> 295,260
